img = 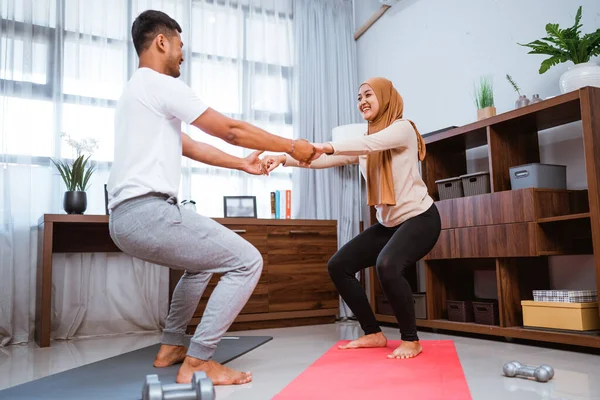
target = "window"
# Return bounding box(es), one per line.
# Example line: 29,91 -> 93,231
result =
2,0 -> 294,218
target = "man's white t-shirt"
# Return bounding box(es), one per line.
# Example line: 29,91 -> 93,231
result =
107,67 -> 208,211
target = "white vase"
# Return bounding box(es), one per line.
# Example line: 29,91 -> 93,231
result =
559,61 -> 600,94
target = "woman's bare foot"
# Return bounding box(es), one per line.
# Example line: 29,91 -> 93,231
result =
153,344 -> 188,367
387,341 -> 422,359
339,332 -> 387,349
176,356 -> 252,385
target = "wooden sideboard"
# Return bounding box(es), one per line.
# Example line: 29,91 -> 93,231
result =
169,218 -> 340,333
36,214 -> 338,347
368,86 -> 600,349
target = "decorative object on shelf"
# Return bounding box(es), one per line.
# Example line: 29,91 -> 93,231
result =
530,94 -> 543,104
50,133 -> 98,215
181,200 -> 197,212
503,361 -> 554,383
515,95 -> 530,109
223,196 -> 257,218
509,163 -> 566,190
506,74 -> 529,109
473,76 -> 496,120
519,6 -> 600,94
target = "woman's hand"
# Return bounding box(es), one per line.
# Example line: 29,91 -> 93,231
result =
309,142 -> 333,162
260,154 -> 287,174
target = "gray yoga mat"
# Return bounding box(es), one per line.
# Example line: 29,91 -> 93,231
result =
0,335 -> 272,400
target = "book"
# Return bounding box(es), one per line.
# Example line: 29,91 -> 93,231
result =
275,191 -> 280,219
270,192 -> 276,218
285,190 -> 291,219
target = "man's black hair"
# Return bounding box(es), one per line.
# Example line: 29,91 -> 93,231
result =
131,10 -> 182,56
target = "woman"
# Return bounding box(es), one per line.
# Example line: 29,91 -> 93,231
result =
262,77 -> 441,359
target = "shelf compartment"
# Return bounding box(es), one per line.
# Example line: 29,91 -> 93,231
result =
533,189 -> 589,220
537,212 -> 590,223
535,218 -> 593,255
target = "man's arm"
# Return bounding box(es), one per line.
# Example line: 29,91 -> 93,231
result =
190,108 -> 315,162
182,133 -> 263,175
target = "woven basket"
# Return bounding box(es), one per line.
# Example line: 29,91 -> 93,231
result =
473,300 -> 499,325
447,300 -> 474,322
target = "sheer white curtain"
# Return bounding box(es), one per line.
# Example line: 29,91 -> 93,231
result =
0,0 -> 294,346
292,0 -> 361,318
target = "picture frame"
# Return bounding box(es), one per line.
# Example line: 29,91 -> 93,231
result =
223,196 -> 257,218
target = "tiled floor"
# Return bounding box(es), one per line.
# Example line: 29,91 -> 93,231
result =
1,322 -> 599,399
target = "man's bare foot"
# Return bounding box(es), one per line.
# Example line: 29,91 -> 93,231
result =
176,356 -> 252,385
387,341 -> 422,359
339,332 -> 387,349
153,344 -> 188,367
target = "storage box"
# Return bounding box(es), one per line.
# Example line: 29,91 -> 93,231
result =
533,290 -> 597,303
460,171 -> 491,197
447,300 -> 473,322
521,300 -> 600,331
473,300 -> 499,325
509,163 -> 567,190
436,176 -> 463,200
413,293 -> 427,319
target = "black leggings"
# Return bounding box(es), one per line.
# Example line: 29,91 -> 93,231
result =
328,204 -> 441,341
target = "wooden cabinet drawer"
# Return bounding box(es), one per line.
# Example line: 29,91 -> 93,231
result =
268,225 -> 337,254
452,189 -> 535,228
424,229 -> 456,260
222,224 -> 267,254
268,253 -> 337,312
435,200 -> 454,230
455,223 -> 536,258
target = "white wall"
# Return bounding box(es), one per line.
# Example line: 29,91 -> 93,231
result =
354,0 -> 600,293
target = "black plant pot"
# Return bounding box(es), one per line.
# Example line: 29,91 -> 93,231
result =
63,191 -> 87,214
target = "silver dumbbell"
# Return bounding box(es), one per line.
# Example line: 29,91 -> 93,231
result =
503,361 -> 554,383
142,371 -> 215,400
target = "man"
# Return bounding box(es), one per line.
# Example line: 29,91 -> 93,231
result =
107,10 -> 314,385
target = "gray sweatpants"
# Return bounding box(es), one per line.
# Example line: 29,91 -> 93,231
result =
108,193 -> 263,360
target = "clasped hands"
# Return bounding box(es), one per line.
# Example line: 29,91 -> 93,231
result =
242,140 -> 333,176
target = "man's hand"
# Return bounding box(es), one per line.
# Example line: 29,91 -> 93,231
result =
261,154 -> 286,174
289,139 -> 316,163
305,142 -> 333,163
241,150 -> 266,175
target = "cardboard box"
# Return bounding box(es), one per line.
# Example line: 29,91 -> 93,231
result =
521,300 -> 600,331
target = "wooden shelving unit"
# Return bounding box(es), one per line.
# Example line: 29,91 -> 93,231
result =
369,86 -> 600,349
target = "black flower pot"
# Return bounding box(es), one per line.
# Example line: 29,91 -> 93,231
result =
63,191 -> 87,214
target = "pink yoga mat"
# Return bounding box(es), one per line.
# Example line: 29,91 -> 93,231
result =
274,340 -> 472,400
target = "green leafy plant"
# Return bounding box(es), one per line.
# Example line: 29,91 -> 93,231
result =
519,6 -> 600,74
473,76 -> 494,110
51,133 -> 98,192
506,74 -> 521,96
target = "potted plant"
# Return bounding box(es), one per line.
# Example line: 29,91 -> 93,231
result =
519,6 -> 600,94
506,74 -> 530,109
51,133 -> 98,214
474,76 -> 496,120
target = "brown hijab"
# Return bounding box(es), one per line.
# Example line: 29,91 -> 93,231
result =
362,77 -> 426,206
